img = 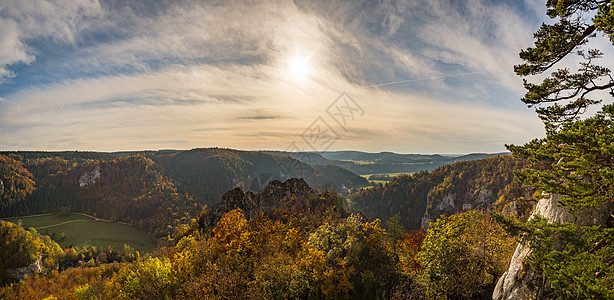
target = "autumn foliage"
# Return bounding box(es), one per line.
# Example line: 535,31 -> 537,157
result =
1,185 -> 519,299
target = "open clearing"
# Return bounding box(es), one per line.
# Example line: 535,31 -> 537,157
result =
5,213 -> 156,253
360,172 -> 413,180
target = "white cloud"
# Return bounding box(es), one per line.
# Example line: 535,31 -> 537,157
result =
0,0 -> 550,152
0,18 -> 33,82
0,0 -> 104,81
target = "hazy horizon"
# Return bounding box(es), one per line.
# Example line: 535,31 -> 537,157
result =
0,147 -> 511,157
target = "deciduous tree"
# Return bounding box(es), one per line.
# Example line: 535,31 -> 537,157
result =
419,211 -> 515,299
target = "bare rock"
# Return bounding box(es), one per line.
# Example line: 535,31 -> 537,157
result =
493,194 -> 572,300
79,166 -> 101,188
5,257 -> 42,280
200,178 -> 315,228
531,194 -> 573,224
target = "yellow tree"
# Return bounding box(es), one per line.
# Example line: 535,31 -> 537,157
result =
419,211 -> 515,299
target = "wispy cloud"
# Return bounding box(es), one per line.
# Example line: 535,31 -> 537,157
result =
0,0 -> 550,152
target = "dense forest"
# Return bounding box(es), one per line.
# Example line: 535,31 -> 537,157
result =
0,149 -> 549,299
0,153 -> 199,241
0,155 -> 36,212
0,149 -> 368,241
1,179 -> 517,299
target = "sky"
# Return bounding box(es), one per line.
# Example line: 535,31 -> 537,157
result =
0,0 -> 558,153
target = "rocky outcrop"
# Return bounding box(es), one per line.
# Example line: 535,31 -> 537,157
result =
492,194 -> 572,300
420,193 -> 458,228
79,166 -> 101,187
420,189 -> 503,228
493,193 -> 614,300
5,257 -> 42,280
420,186 -> 537,229
497,195 -> 569,299
199,178 -> 315,228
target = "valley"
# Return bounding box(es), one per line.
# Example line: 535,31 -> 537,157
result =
0,148 -> 514,252
1,146 -> 612,299
2,0 -> 614,298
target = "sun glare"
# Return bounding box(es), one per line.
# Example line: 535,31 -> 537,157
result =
289,53 -> 310,81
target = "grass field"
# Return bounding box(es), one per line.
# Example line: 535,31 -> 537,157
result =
5,214 -> 156,253
360,172 -> 412,181
354,172 -> 415,190
368,180 -> 388,185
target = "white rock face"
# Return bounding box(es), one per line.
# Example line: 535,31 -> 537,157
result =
5,257 -> 42,280
492,194 -> 572,300
492,243 -> 533,300
79,166 -> 101,187
421,193 -> 458,228
531,194 -> 573,224
438,193 -> 456,211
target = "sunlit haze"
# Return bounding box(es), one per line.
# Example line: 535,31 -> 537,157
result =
0,0 -> 567,153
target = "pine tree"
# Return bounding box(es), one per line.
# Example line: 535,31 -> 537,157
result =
514,0 -> 614,128
503,1 -> 614,298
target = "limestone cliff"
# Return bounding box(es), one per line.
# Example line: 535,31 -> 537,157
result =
78,166 -> 101,188
492,194 -> 572,300
420,186 -> 535,229
492,194 -> 614,299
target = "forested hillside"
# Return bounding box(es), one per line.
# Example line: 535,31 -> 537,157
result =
0,155 -> 35,213
0,151 -> 545,299
349,156 -> 539,230
1,154 -> 199,241
0,220 -> 140,288
149,148 -> 368,207
0,149 -> 367,242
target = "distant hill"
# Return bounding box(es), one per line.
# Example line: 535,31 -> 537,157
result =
267,150 -> 511,175
451,152 -> 512,162
319,151 -> 450,164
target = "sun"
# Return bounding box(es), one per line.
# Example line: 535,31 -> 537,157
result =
288,53 -> 310,81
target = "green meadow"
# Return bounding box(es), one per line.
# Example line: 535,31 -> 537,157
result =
360,172 -> 412,181
5,214 -> 156,253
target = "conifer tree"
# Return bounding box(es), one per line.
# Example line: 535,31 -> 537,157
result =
504,1 -> 614,298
